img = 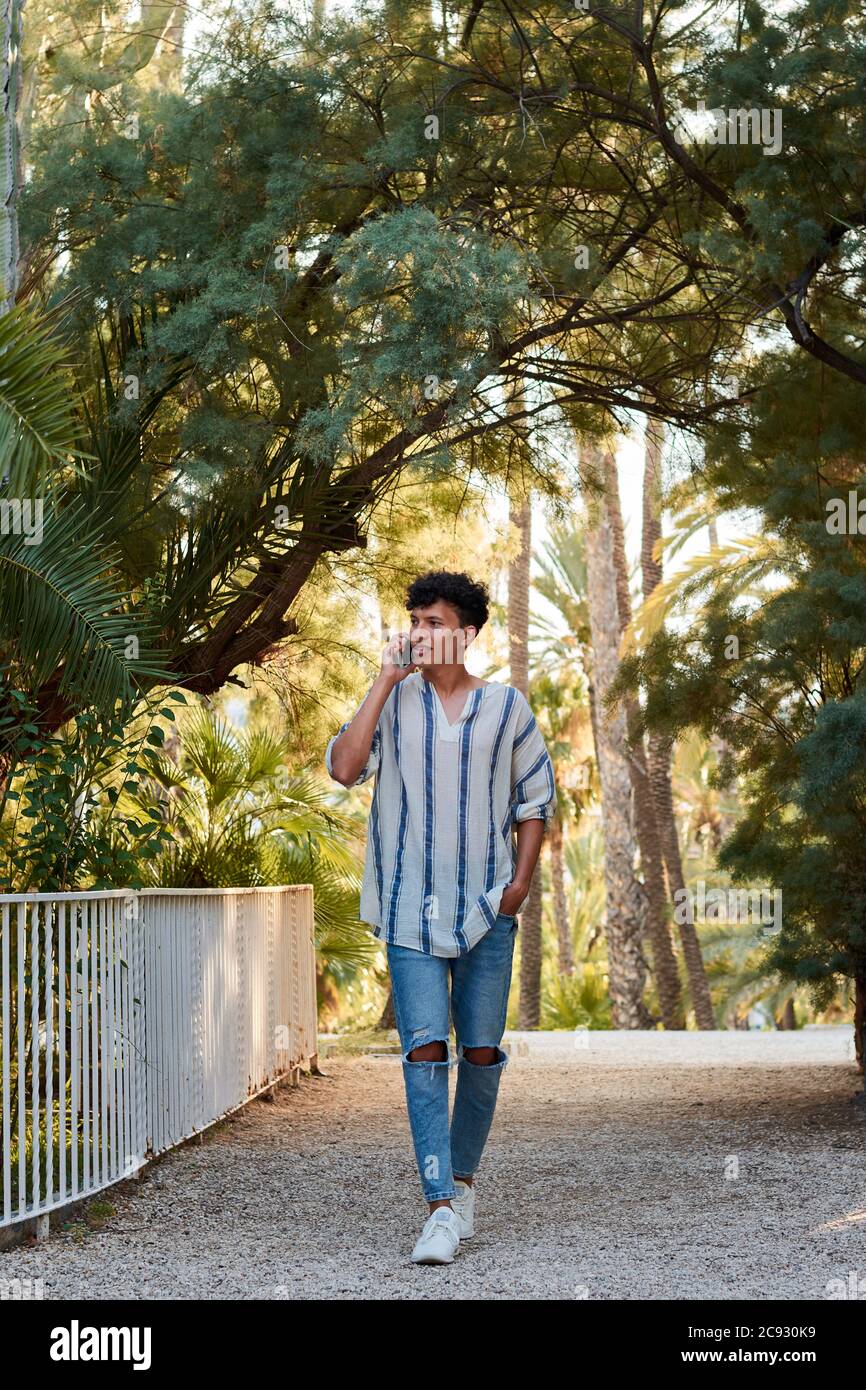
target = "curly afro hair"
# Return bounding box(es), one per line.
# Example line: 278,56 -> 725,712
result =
405,570 -> 490,632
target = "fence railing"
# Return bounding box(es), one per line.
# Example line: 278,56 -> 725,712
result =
0,886 -> 317,1232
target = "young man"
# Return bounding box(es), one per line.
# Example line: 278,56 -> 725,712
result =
325,571 -> 557,1265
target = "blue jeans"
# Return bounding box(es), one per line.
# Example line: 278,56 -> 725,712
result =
386,911 -> 518,1202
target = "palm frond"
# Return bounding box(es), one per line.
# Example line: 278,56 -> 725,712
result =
621,536 -> 782,654
0,496 -> 172,714
0,298 -> 91,494
652,500 -> 720,567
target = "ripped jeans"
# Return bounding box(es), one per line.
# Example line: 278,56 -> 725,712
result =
386,912 -> 518,1202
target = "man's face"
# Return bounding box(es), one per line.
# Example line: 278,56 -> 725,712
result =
408,601 -> 476,668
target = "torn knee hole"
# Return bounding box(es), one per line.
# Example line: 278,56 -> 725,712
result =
461,1044 -> 501,1065
406,1035 -> 449,1062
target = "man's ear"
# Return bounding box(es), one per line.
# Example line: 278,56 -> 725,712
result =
464,624 -> 478,645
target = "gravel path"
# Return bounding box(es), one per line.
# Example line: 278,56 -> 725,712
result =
2,1028 -> 864,1300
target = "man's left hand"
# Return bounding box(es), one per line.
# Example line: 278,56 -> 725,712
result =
499,876 -> 529,917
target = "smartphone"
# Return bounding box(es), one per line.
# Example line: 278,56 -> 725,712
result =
394,635 -> 413,668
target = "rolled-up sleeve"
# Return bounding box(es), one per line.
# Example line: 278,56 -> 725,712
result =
325,719 -> 382,786
510,701 -> 557,826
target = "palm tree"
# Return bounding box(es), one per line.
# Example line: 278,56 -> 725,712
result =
600,447 -> 685,1028
622,492 -> 781,657
564,826 -> 608,958
508,483 -> 547,1027
622,477 -> 787,1030
0,304 -> 189,778
582,444 -> 652,1028
542,963 -> 612,1030
533,518 -> 593,677
535,516 -> 657,1000
639,422 -> 715,1029
530,668 -> 588,975
696,916 -> 826,1030
538,825 -> 607,1024
532,827 -> 610,1027
1,0 -> 24,312
673,730 -> 740,859
533,521 -> 602,977
539,471 -> 683,1026
504,374 -> 548,1028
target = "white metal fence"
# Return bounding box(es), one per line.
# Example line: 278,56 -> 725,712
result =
0,886 -> 317,1233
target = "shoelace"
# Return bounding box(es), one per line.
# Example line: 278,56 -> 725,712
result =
426,1208 -> 456,1235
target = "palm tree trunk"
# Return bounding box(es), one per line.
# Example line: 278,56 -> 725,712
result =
583,449 -> 651,1029
1,0 -> 24,313
549,814 -> 574,975
601,450 -> 684,1029
377,986 -> 396,1032
647,736 -> 714,1028
641,422 -> 716,1030
642,418 -> 664,595
519,855 -> 544,1026
508,493 -> 531,694
508,483 -> 544,1028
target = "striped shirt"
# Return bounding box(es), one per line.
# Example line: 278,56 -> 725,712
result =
325,671 -> 557,956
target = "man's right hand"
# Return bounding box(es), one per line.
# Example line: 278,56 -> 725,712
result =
380,632 -> 419,687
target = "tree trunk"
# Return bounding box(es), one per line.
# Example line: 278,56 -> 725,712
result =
1,0 -> 24,313
648,732 -> 715,1028
602,450 -> 684,1029
377,986 -> 396,1032
641,423 -> 717,1031
508,483 -> 543,1028
855,976 -> 865,1077
549,814 -> 574,975
583,450 -> 651,1029
642,417 -> 664,594
508,493 -> 531,696
518,855 -> 544,1029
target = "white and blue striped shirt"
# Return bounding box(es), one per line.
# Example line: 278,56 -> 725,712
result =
325,672 -> 557,956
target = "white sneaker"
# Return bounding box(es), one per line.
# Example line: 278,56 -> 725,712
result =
450,1180 -> 475,1238
410,1207 -> 462,1264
